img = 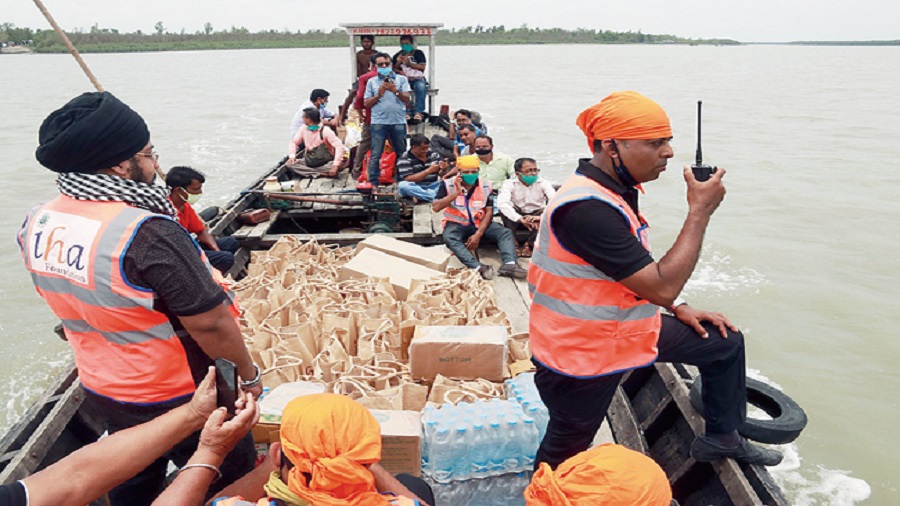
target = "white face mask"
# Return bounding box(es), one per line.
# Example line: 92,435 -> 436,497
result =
180,188 -> 202,205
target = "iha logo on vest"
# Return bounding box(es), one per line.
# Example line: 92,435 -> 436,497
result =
29,210 -> 100,285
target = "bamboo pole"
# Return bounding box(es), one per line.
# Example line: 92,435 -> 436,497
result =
32,0 -> 104,92
32,0 -> 167,182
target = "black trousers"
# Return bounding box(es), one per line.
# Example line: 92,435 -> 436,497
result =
85,392 -> 257,506
533,314 -> 747,470
396,474 -> 435,506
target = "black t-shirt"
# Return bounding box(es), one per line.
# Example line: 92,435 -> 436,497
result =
551,159 -> 654,281
0,481 -> 27,506
393,49 -> 427,79
118,217 -> 227,389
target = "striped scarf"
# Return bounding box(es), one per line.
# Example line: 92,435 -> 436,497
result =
56,172 -> 177,217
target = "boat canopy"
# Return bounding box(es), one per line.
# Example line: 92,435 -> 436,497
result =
340,23 -> 443,114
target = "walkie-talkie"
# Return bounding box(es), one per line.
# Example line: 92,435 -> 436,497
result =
691,100 -> 718,182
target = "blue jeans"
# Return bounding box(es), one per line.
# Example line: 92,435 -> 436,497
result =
409,79 -> 428,114
369,123 -> 408,184
398,180 -> 441,201
442,221 -> 517,269
203,236 -> 239,274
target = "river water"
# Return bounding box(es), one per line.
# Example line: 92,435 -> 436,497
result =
1,44 -> 897,504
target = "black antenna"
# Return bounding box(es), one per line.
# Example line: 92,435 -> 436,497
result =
694,100 -> 703,167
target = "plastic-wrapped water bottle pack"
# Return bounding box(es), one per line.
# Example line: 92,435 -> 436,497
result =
505,372 -> 549,442
424,471 -> 531,506
421,399 -> 540,484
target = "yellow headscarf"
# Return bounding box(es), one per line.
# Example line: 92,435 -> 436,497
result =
524,443 -> 672,506
279,393 -> 388,506
456,154 -> 480,170
575,91 -> 672,149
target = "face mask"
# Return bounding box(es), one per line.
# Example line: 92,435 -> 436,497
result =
378,66 -> 392,77
180,188 -> 202,205
521,175 -> 539,185
321,101 -> 328,109
307,125 -> 320,131
402,43 -> 414,52
461,173 -> 479,185
475,148 -> 492,156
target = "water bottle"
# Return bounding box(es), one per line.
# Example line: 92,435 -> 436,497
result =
421,419 -> 438,473
488,421 -> 505,475
503,419 -> 522,473
470,423 -> 490,479
430,427 -> 453,483
522,418 -> 539,468
450,426 -> 470,480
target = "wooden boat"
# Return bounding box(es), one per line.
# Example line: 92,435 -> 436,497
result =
1,22 -> 791,506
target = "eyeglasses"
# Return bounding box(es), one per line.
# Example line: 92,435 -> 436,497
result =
137,151 -> 159,162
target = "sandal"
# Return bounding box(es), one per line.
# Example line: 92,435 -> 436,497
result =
520,245 -> 532,258
413,112 -> 424,122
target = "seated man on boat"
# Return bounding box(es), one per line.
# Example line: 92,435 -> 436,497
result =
524,443 -> 672,506
287,107 -> 347,177
474,134 -> 516,188
397,134 -> 454,202
393,34 -> 428,121
497,157 -> 556,258
290,88 -> 338,138
448,108 -> 486,153
166,166 -> 240,274
453,123 -> 478,158
0,367 -> 259,506
528,91 -> 782,472
21,91 -> 261,506
210,393 -> 433,506
365,52 -> 411,185
432,155 -> 527,280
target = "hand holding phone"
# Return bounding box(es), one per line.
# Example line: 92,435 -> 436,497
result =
215,358 -> 239,416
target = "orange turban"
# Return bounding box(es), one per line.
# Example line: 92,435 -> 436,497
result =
279,394 -> 388,506
575,91 -> 672,149
524,444 -> 672,506
456,154 -> 480,170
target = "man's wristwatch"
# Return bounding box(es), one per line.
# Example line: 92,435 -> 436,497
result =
240,364 -> 262,389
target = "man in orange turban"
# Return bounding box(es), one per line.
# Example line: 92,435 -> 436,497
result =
210,394 -> 432,506
524,444 -> 672,506
527,91 -> 782,472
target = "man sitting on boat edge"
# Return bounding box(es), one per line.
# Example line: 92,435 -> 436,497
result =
397,134 -> 454,203
166,165 -> 240,274
528,91 -> 782,471
432,155 -> 528,280
19,91 -> 261,506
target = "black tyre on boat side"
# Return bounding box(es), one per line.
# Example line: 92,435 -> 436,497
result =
690,376 -> 808,445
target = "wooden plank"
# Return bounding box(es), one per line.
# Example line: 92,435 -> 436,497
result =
607,387 -> 649,454
0,379 -> 84,483
492,276 -> 530,334
246,232 -> 422,248
245,211 -> 280,241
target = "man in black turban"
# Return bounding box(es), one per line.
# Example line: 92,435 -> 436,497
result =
19,92 -> 260,506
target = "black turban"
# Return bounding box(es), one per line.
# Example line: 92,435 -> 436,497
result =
36,91 -> 150,173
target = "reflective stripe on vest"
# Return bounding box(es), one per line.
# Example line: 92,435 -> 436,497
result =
18,196 -> 236,403
527,174 -> 661,378
442,178 -> 492,228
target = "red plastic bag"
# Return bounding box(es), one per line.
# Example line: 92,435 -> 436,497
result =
357,144 -> 396,184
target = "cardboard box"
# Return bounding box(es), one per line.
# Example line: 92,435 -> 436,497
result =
356,235 -> 452,272
340,248 -> 441,301
369,409 -> 422,477
409,326 -> 509,381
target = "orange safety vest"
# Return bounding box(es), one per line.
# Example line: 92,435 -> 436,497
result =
213,494 -> 418,505
527,174 -> 661,378
17,195 -> 240,404
441,178 -> 492,228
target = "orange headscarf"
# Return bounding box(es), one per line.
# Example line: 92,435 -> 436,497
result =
279,393 -> 388,506
524,443 -> 672,506
575,91 -> 672,149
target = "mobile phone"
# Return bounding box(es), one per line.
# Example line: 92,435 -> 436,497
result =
215,358 -> 239,416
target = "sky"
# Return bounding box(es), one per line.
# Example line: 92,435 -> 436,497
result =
3,0 -> 899,43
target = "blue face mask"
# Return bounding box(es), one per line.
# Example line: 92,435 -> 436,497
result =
377,66 -> 392,77
307,125 -> 320,131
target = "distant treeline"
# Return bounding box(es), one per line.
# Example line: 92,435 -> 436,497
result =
1,22 -> 739,53
787,40 -> 900,46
